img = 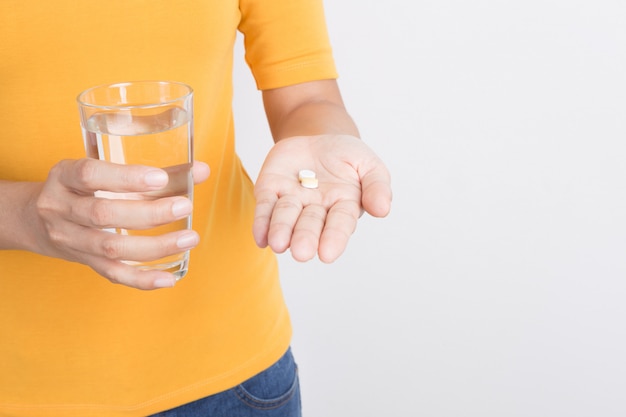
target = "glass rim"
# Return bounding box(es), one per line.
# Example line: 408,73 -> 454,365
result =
76,80 -> 193,110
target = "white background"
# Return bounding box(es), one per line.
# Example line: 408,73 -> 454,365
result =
233,1 -> 626,416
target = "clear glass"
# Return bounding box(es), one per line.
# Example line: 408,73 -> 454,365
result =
77,81 -> 194,279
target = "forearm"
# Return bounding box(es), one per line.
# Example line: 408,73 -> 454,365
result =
262,79 -> 360,141
254,79 -> 392,263
0,180 -> 42,251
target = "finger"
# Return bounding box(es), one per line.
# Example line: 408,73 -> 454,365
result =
141,161 -> 210,198
252,191 -> 278,248
192,160 -> 210,184
47,221 -> 197,290
360,165 -> 392,218
70,195 -> 193,230
318,200 -> 360,263
53,159 -> 169,194
73,228 -> 199,264
130,161 -> 210,198
266,195 -> 303,254
144,163 -> 192,198
86,257 -> 178,290
290,204 -> 326,262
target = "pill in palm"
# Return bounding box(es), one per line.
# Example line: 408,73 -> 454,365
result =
298,169 -> 316,181
300,177 -> 319,189
298,169 -> 318,189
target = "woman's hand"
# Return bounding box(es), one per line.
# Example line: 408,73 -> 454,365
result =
253,134 -> 392,262
14,158 -> 210,290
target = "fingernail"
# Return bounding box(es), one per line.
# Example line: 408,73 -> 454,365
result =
145,170 -> 168,187
154,277 -> 176,288
172,199 -> 193,218
177,232 -> 199,249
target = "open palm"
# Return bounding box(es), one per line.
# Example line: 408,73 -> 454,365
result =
253,134 -> 392,262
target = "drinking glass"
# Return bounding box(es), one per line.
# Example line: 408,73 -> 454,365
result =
77,81 -> 194,279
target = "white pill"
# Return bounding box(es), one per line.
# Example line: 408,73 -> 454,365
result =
298,169 -> 316,181
300,177 -> 319,189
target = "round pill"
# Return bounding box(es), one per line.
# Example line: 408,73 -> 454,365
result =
298,169 -> 316,181
300,177 -> 319,189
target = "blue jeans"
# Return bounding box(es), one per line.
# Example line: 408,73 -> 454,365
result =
149,348 -> 301,417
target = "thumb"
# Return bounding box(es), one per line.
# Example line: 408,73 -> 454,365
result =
359,163 -> 392,218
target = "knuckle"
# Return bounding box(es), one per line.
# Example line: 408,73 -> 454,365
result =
73,158 -> 99,186
325,219 -> 355,240
35,193 -> 56,216
146,201 -> 171,227
47,229 -> 67,246
47,159 -> 69,179
330,225 -> 353,240
149,236 -> 170,257
103,266 -> 150,290
330,201 -> 360,221
100,235 -> 124,260
254,195 -> 277,207
96,262 -> 125,286
303,205 -> 326,220
89,198 -> 115,227
274,196 -> 302,211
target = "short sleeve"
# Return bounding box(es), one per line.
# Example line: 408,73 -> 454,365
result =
238,0 -> 338,90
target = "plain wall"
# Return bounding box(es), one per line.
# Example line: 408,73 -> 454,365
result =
233,1 -> 626,416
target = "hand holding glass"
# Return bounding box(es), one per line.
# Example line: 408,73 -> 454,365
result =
77,81 -> 194,279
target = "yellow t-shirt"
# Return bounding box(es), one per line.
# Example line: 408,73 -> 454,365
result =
0,1 -> 337,416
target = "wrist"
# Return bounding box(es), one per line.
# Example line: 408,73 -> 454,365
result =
0,180 -> 45,252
